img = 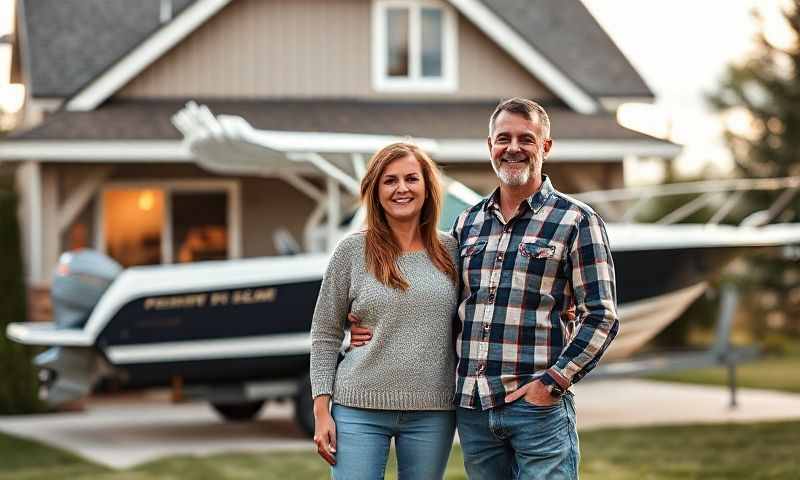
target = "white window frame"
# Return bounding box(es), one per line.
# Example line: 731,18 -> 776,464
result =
95,179 -> 242,264
372,0 -> 458,93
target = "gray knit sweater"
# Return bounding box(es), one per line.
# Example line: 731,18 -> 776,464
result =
310,232 -> 458,410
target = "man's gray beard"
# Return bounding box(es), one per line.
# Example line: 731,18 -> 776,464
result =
492,161 -> 531,187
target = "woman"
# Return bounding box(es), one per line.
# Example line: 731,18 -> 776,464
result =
310,142 -> 459,480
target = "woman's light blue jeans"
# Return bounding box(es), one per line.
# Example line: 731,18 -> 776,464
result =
330,404 -> 456,480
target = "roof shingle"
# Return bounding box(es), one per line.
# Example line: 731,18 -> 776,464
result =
480,0 -> 652,98
10,99 -> 663,142
20,0 -> 194,97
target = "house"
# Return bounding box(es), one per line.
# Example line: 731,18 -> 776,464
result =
1,0 -> 679,320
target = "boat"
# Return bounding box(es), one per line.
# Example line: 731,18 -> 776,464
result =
7,104 -> 800,435
579,178 -> 800,360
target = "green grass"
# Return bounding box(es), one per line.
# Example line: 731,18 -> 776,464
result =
646,345 -> 800,393
0,432 -> 106,480
1,421 -> 799,479
580,421 -> 800,480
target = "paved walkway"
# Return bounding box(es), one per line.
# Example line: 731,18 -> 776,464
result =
573,379 -> 800,429
2,379 -> 800,469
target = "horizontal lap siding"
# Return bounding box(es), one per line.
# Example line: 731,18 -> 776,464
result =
240,177 -> 316,257
117,0 -> 554,100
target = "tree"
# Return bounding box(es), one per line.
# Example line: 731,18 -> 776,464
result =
709,1 -> 800,340
0,177 -> 42,413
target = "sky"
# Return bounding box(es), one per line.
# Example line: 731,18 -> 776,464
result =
0,0 -> 22,113
581,0 -> 793,182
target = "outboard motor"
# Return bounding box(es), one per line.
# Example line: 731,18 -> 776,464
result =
35,250 -> 122,406
52,249 -> 122,328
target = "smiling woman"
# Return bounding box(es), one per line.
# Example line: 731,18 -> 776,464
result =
360,142 -> 456,291
378,155 -> 426,224
309,142 -> 460,479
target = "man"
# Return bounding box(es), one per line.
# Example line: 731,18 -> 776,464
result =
351,97 -> 619,479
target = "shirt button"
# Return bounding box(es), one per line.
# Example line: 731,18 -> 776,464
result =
488,294 -> 495,303
504,226 -> 512,233
496,253 -> 503,262
483,323 -> 490,332
477,363 -> 485,375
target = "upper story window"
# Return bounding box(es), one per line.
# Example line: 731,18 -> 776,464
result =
372,0 -> 458,92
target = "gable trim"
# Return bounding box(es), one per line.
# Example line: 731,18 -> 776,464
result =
446,0 -> 599,114
65,0 -> 233,111
0,140 -> 193,161
63,0 -> 604,113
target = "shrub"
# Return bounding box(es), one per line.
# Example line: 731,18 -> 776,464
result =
0,180 -> 43,413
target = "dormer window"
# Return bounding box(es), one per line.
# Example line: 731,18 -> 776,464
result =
372,0 -> 457,92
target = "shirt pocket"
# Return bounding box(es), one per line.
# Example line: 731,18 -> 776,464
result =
460,237 -> 487,258
460,237 -> 487,292
517,237 -> 567,279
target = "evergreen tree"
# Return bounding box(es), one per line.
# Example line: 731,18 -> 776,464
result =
0,178 -> 42,413
709,1 -> 800,340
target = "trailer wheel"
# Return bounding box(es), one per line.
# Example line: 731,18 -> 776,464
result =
294,375 -> 314,437
210,401 -> 265,421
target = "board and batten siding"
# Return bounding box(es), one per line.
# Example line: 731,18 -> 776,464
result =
117,0 -> 553,100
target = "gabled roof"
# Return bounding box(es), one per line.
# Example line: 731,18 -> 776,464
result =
18,0 -> 652,109
480,0 -> 652,98
19,0 -> 195,97
3,99 -> 680,163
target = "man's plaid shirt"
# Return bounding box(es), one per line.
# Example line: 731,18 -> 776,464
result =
451,175 -> 619,409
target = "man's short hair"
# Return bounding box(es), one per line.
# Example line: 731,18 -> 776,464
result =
489,97 -> 551,139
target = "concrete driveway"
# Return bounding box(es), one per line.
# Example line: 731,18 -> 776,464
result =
3,379 -> 800,469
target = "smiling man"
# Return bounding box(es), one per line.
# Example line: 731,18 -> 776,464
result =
446,97 -> 618,479
350,97 -> 619,479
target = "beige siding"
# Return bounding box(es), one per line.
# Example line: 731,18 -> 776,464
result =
118,0 -> 553,100
455,15 -> 552,100
240,177 -> 316,257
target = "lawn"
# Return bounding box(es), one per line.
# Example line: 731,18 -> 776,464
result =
2,421 -> 799,479
646,344 -> 800,393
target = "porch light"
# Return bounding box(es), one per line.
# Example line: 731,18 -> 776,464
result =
0,83 -> 24,113
138,190 -> 156,211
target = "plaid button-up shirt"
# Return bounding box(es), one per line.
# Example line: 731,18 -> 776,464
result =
451,175 -> 619,409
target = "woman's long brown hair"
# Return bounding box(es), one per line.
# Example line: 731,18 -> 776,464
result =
361,142 -> 457,291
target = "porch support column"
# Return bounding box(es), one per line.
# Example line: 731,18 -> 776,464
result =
351,153 -> 366,180
41,166 -> 59,281
326,177 -> 340,252
58,166 -> 112,234
16,161 -> 43,284
304,202 -> 327,253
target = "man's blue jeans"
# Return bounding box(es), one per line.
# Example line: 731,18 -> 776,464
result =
456,392 -> 579,479
330,404 -> 456,480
